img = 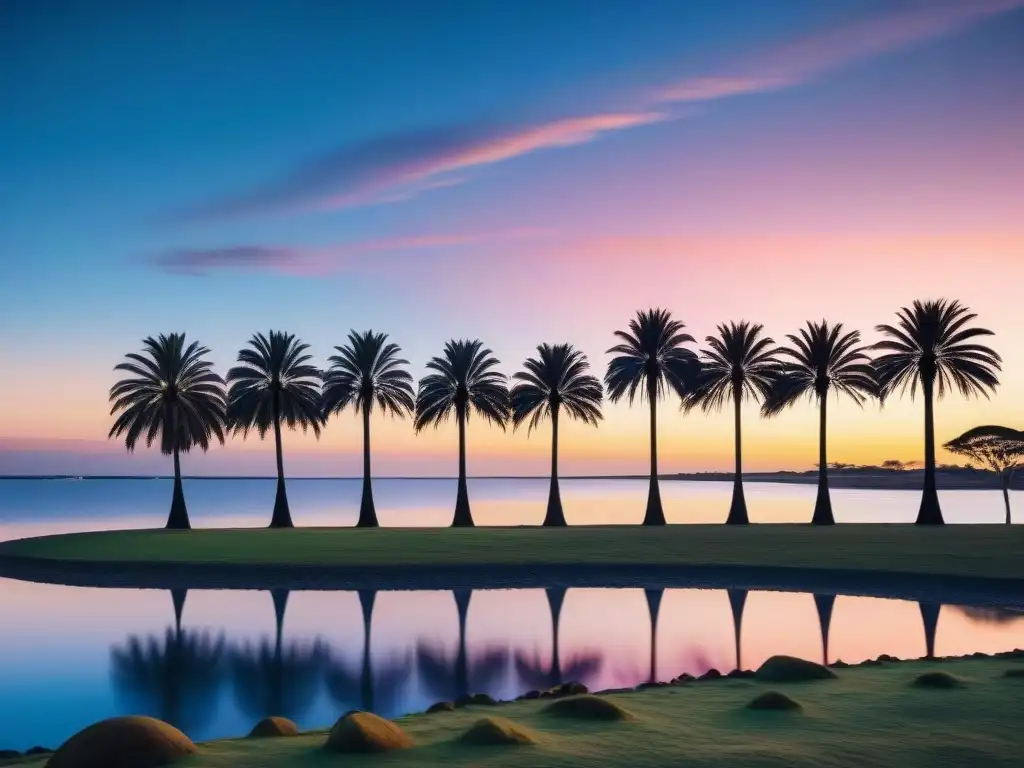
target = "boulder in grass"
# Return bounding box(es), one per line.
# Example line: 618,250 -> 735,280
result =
248,717 -> 299,738
48,716 -> 197,768
699,669 -> 722,682
549,682 -> 588,698
459,717 -> 538,746
427,701 -> 456,713
912,672 -> 964,689
517,690 -> 541,701
543,695 -> 633,722
746,691 -> 802,712
324,711 -> 414,754
471,693 -> 498,706
756,656 -> 837,683
727,669 -> 756,680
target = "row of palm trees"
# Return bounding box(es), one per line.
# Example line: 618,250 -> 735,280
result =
109,298 -> 1003,530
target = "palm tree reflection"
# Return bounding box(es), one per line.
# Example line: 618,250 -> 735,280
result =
416,590 -> 508,701
814,594 -> 835,666
728,589 -> 748,671
110,589 -> 224,734
326,590 -> 411,716
919,602 -> 940,659
229,589 -> 327,723
514,588 -> 602,692
645,588 -> 663,683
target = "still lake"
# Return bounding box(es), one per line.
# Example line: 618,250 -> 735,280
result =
0,478 -> 1021,751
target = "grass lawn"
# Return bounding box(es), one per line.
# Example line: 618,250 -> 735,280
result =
2,525 -> 1024,581
22,657 -> 1024,768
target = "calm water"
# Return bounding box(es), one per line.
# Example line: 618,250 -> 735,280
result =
0,478 -> 1021,750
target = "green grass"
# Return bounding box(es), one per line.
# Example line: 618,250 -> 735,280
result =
46,657 -> 1024,768
2,525 -> 1024,581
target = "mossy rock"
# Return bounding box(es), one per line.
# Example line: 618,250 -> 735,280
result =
427,701 -> 456,713
876,654 -> 901,663
746,691 -> 802,712
1003,669 -> 1024,679
48,716 -> 197,768
517,690 -> 541,701
543,695 -> 633,722
727,669 -> 756,680
324,711 -> 414,753
248,717 -> 298,738
756,656 -> 837,683
459,717 -> 538,746
699,668 -> 722,681
549,682 -> 588,698
912,672 -> 964,689
471,693 -> 498,706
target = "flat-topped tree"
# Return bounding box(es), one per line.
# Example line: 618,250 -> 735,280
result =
227,331 -> 323,529
944,425 -> 1024,524
685,321 -> 779,525
415,340 -> 510,528
762,321 -> 876,525
874,300 -> 1001,525
322,331 -> 415,528
511,343 -> 603,527
108,333 -> 227,530
605,309 -> 699,526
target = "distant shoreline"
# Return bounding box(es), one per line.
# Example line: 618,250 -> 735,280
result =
0,469 -> 1019,490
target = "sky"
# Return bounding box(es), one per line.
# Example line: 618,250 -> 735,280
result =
1,0 -> 1022,477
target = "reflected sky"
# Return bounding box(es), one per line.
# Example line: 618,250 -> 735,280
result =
0,579 -> 1021,751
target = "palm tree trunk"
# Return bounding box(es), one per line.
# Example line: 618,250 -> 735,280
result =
643,378 -> 666,526
452,406 -> 473,527
645,588 -> 663,683
546,588 -> 566,683
167,442 -> 190,530
543,406 -> 566,527
917,377 -> 944,525
814,594 -> 835,666
1001,470 -> 1013,525
454,590 -> 471,696
812,394 -> 835,525
727,589 -> 747,672
269,393 -> 293,529
357,407 -> 379,528
726,385 -> 748,525
919,601 -> 940,659
171,589 -> 188,636
359,590 -> 376,712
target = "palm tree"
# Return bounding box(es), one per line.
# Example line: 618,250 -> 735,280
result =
511,344 -> 603,527
944,425 -> 1024,524
108,333 -> 227,529
762,321 -> 876,525
227,331 -> 323,529
514,588 -> 602,692
322,331 -> 415,528
414,340 -> 510,527
685,322 -> 779,525
874,300 -> 1001,525
605,309 -> 699,526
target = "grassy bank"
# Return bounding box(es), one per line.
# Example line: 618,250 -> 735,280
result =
23,656 -> 1024,767
2,525 -> 1024,581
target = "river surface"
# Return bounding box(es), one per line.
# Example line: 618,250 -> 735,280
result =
0,478 -> 1021,750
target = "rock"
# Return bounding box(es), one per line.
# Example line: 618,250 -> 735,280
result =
459,717 -> 537,746
248,717 -> 298,738
25,747 -> 51,755
518,690 -> 541,701
471,693 -> 498,706
860,659 -> 884,667
727,669 -> 756,680
549,682 -> 588,698
636,681 -> 669,690
756,656 -> 837,683
324,711 -> 413,754
48,716 -> 197,768
674,673 -> 695,684
746,691 -> 802,711
912,672 -> 964,689
454,694 -> 474,708
543,695 -> 633,722
876,654 -> 900,663
699,669 -> 722,681
830,660 -> 851,669
427,701 -> 456,713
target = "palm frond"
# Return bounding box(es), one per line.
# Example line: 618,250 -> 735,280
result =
414,340 -> 510,431
322,330 -> 415,420
604,308 -> 699,406
511,343 -> 603,434
685,321 -> 780,413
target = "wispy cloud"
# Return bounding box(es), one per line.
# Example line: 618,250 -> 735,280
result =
153,228 -> 553,276
179,0 -> 1022,223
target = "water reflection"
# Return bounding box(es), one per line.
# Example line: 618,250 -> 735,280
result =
229,590 -> 327,723
110,589 -> 224,732
2,582 -> 1019,751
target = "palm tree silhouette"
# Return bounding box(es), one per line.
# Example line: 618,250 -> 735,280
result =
813,594 -> 835,666
762,321 -> 876,525
227,331 -> 323,529
727,589 -> 748,671
416,590 -> 509,701
944,425 -> 1024,524
322,331 -> 415,528
514,588 -> 602,692
325,591 -> 412,716
874,300 -> 1001,525
645,588 -> 664,683
230,590 -> 327,723
110,589 -> 224,734
606,309 -> 699,526
685,322 -> 778,525
108,333 -> 227,529
414,340 -> 510,527
511,344 -> 603,527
